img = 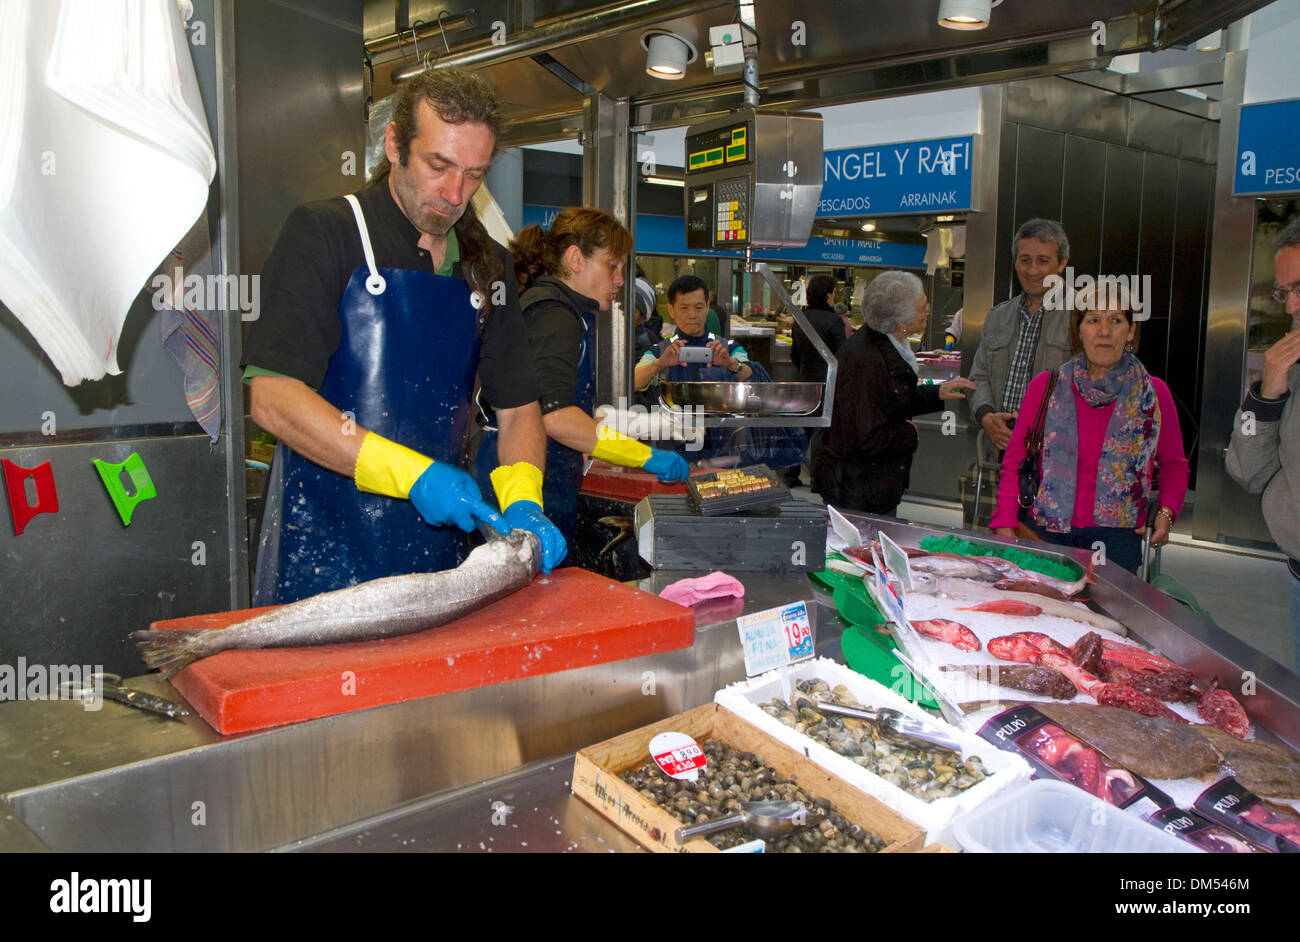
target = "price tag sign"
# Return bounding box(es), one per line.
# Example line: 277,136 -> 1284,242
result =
649,731 -> 707,781
878,531 -> 914,593
863,545 -> 908,630
736,601 -> 814,677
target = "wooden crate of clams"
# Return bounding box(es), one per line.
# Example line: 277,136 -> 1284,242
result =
571,703 -> 926,853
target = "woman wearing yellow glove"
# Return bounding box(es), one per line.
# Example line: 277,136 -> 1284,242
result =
477,208 -> 688,541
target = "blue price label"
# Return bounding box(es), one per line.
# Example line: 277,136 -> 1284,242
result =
737,601 -> 814,676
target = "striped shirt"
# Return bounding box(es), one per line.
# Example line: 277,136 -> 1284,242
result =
1002,294 -> 1043,414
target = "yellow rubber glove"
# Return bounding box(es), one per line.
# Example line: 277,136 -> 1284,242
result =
354,431 -> 433,498
589,428 -> 653,468
489,461 -> 545,511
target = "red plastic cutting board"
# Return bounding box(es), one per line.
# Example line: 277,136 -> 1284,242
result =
154,568 -> 695,735
580,460 -> 706,501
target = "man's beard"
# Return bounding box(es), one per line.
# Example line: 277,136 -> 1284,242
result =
391,165 -> 464,236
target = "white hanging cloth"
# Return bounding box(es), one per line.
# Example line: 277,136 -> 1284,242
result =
0,0 -> 216,385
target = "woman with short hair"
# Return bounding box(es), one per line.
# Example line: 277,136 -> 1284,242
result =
811,271 -> 973,516
991,299 -> 1189,572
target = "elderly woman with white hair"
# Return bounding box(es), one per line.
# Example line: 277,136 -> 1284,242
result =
811,271 -> 974,516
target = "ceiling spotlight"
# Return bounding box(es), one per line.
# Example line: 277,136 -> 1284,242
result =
642,31 -> 698,80
938,0 -> 994,30
861,222 -> 877,232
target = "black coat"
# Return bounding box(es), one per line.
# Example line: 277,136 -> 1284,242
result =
791,301 -> 847,384
810,325 -> 942,514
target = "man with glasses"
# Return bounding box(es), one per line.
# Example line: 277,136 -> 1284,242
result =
1228,214 -> 1300,668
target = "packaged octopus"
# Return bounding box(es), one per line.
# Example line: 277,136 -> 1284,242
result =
977,704 -> 1172,815
715,658 -> 1030,845
1193,777 -> 1300,854
1145,806 -> 1268,854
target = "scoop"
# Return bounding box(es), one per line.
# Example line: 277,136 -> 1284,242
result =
813,700 -> 963,754
674,800 -> 809,844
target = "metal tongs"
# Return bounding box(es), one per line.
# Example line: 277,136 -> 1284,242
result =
60,672 -> 190,720
813,700 -> 962,754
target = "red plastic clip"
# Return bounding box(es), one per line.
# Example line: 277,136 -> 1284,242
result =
2,459 -> 60,536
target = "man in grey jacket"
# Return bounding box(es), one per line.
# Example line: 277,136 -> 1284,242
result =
967,219 -> 1074,451
1227,214 -> 1300,667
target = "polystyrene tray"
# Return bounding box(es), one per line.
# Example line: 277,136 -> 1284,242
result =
952,780 -> 1199,853
715,657 -> 1032,846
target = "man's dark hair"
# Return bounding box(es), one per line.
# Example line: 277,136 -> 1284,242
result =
1012,218 -> 1070,263
668,274 -> 709,303
1275,215 -> 1300,252
806,273 -> 837,307
367,68 -> 505,309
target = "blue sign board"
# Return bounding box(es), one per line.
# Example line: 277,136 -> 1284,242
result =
1235,98 -> 1300,196
818,136 -> 975,217
521,206 -> 926,269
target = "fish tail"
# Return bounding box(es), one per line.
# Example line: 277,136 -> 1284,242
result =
129,629 -> 212,679
1083,560 -> 1098,586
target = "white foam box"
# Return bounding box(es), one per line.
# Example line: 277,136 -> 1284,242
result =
714,657 -> 1032,846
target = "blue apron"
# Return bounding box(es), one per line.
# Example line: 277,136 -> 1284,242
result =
253,194 -> 483,605
475,302 -> 596,544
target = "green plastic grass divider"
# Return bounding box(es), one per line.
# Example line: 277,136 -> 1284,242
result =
918,534 -> 1083,581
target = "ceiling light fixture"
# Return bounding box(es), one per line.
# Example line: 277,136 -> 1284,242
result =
938,0 -> 996,31
861,222 -> 877,232
642,31 -> 698,80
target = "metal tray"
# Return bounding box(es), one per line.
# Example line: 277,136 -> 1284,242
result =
659,381 -> 824,416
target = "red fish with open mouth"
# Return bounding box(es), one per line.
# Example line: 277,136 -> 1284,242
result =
910,618 -> 981,652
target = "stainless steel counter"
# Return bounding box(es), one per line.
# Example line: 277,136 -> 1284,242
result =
3,513 -> 1298,852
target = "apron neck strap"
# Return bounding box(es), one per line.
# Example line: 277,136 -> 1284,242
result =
343,194 -> 386,295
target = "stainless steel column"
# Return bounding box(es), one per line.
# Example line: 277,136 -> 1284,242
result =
583,93 -> 634,410
1194,50 -> 1271,545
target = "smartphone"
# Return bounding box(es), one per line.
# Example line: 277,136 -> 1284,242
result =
676,345 -> 713,364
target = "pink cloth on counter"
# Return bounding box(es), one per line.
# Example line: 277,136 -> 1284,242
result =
990,370 -> 1190,530
659,571 -> 746,606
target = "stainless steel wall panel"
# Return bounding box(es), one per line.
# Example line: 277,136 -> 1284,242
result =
232,0 -> 365,279
1127,96 -> 1220,164
992,121 -> 1018,304
1060,134 -> 1108,274
1139,315 -> 1171,380
1167,159 -> 1215,470
1013,124 -> 1066,225
0,436 -> 233,677
1007,76 -> 1131,147
1138,152 -> 1179,333
1101,144 -> 1144,277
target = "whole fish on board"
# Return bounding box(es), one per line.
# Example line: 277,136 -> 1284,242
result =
132,531 -> 540,678
909,572 -> 1128,636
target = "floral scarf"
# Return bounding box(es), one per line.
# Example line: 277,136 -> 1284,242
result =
1032,352 -> 1160,532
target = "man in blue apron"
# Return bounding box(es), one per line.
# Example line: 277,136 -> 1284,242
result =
242,69 -> 565,605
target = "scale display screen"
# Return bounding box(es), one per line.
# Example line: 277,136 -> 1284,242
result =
687,121 -> 749,171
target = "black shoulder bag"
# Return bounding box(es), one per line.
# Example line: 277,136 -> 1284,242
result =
1017,370 -> 1060,510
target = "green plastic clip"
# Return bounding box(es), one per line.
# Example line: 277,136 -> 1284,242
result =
92,453 -> 157,526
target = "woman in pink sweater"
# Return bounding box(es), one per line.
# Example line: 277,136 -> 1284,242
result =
991,302 -> 1189,572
